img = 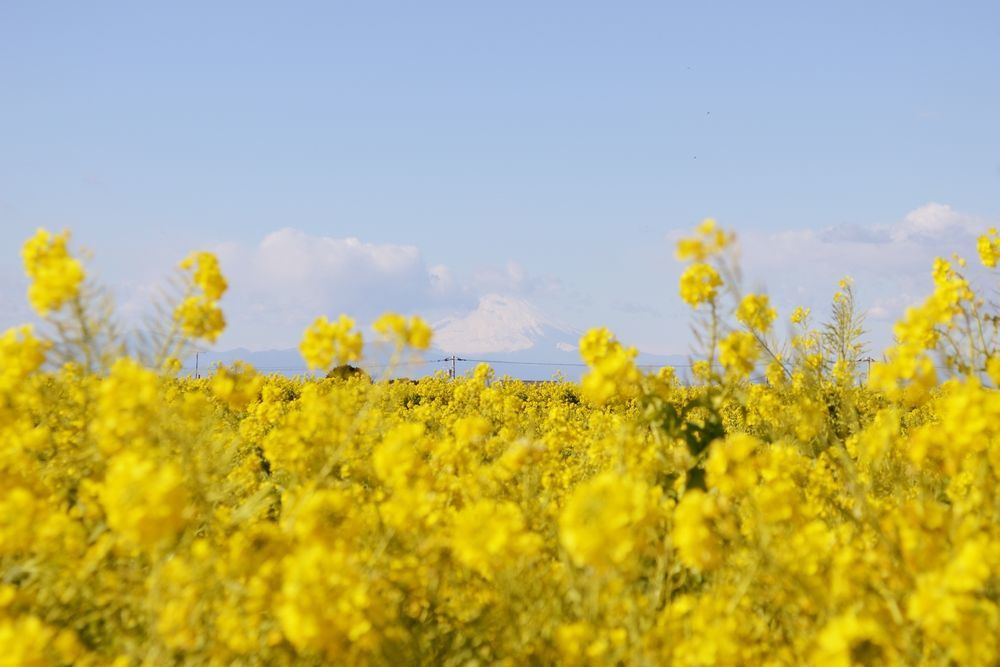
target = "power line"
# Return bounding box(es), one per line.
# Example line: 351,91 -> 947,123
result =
454,357 -> 696,369
361,359 -> 450,372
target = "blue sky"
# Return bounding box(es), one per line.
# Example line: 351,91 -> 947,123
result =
2,2 -> 998,356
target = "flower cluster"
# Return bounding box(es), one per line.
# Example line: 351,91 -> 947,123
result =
678,262 -> 723,308
978,227 -> 1000,268
211,361 -> 265,409
578,327 -> 642,404
299,314 -> 364,370
372,312 -> 433,351
718,329 -> 760,377
675,218 -> 731,261
174,251 -> 228,342
736,293 -> 776,332
0,325 -> 48,392
21,228 -> 85,316
676,219 -> 731,309
868,258 -> 974,402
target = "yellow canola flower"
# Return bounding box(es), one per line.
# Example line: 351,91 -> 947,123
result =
179,251 -> 228,301
675,218 -> 731,261
211,361 -> 264,410
277,544 -> 380,660
673,489 -> 724,572
0,614 -> 58,667
678,262 -> 722,307
556,621 -> 628,663
905,536 -> 999,665
812,612 -> 892,667
765,357 -> 786,386
162,356 -> 183,375
705,433 -> 761,497
21,228 -> 85,316
868,259 -> 970,403
868,352 -> 938,406
450,500 -> 541,580
154,548 -> 211,651
0,486 -> 41,556
578,327 -> 642,405
372,312 -> 433,350
987,356 -> 1000,386
90,357 -> 161,455
299,315 -> 363,371
691,359 -> 712,382
559,472 -> 662,570
100,451 -> 188,551
735,293 -> 776,332
719,330 -> 760,377
174,295 -> 226,343
790,305 -> 810,324
174,251 -> 228,342
0,325 -> 48,393
977,227 -> 1000,268
452,415 -> 491,444
372,422 -> 427,491
281,486 -> 362,548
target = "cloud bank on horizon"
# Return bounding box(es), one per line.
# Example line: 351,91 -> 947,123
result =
85,202 -> 1000,357
0,202 -> 994,361
223,201 -> 997,357
735,202 -> 995,323
207,227 -> 564,351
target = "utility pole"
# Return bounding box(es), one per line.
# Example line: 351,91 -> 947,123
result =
195,352 -> 200,379
445,355 -> 465,379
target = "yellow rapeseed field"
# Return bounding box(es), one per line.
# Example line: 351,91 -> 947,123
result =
2,224 -> 999,665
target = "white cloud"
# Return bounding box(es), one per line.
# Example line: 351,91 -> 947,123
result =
745,203 -> 989,279
428,263 -> 456,295
736,203 -> 996,350
201,228 -> 574,351
664,202 -> 997,353
209,228 -> 464,348
866,304 -> 891,320
469,260 -> 529,294
0,225 -> 578,356
889,202 -> 987,242
244,228 -> 429,299
809,203 -> 988,245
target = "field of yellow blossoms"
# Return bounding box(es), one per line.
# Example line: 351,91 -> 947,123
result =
2,222 -> 1000,666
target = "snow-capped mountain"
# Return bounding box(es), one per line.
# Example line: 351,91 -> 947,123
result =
188,294 -> 689,381
432,294 -> 579,356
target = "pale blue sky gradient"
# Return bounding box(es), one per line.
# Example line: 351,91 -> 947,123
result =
2,2 -> 998,353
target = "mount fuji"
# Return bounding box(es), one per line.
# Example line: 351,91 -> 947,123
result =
191,294 -> 689,381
